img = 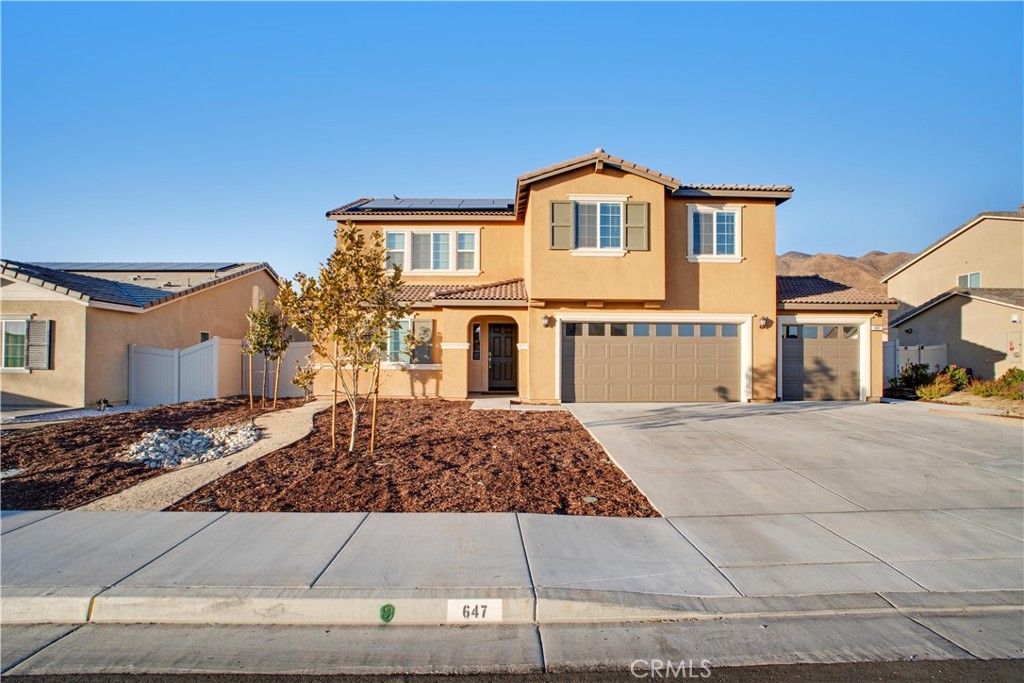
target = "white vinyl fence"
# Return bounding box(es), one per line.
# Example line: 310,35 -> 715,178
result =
883,341 -> 948,386
242,342 -> 314,400
128,337 -> 243,407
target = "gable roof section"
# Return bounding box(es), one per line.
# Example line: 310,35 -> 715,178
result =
890,288 -> 1024,327
514,149 -> 682,218
880,211 -> 1024,283
398,278 -> 527,306
777,275 -> 897,308
0,260 -> 278,310
326,150 -> 793,222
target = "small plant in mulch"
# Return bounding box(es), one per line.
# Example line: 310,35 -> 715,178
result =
885,362 -> 939,399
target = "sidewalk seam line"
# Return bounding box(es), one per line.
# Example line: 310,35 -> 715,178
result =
1,623 -> 85,675
936,509 -> 1024,542
0,511 -> 64,536
514,513 -> 540,625
664,517 -> 745,597
93,511 -> 229,599
308,511 -> 370,588
876,592 -> 982,660
801,515 -> 930,592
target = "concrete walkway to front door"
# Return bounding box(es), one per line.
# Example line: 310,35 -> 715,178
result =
568,400 -> 1024,597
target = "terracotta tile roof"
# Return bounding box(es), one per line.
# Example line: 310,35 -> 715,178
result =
0,260 -> 277,309
890,288 -> 1024,326
398,278 -> 527,304
516,149 -> 683,189
777,275 -> 896,306
678,183 -> 795,192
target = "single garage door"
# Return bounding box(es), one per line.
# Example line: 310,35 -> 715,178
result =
781,324 -> 860,400
561,322 -> 740,402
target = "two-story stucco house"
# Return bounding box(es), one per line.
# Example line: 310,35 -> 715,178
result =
882,210 -> 1024,379
322,150 -> 894,403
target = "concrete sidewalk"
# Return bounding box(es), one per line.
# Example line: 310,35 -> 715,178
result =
2,510 -> 1022,673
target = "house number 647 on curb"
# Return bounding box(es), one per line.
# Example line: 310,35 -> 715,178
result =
447,599 -> 502,622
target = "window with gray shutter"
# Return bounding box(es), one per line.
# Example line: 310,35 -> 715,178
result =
550,201 -> 574,249
624,202 -> 649,251
26,320 -> 52,370
411,319 -> 433,364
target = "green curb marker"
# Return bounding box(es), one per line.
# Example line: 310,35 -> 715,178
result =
380,603 -> 396,623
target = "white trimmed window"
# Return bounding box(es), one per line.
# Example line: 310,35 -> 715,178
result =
957,271 -> 981,288
3,320 -> 28,368
385,229 -> 479,274
386,318 -> 434,364
687,205 -> 742,262
575,201 -> 622,250
1,319 -> 51,371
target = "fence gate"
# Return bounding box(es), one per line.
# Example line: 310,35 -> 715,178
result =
129,337 -> 243,407
885,342 -> 948,386
242,342 -> 314,399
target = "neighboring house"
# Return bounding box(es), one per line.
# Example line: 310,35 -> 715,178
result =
323,149 -> 895,403
881,211 -> 1024,379
0,261 -> 280,408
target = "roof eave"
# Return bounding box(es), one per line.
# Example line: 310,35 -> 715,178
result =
430,299 -> 528,308
778,302 -> 897,311
673,189 -> 793,205
326,213 -> 518,222
880,212 -> 1024,283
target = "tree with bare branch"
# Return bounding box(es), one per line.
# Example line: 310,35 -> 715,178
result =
278,221 -> 412,452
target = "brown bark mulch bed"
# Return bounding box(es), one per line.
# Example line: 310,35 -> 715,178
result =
171,399 -> 657,517
1,397 -> 304,510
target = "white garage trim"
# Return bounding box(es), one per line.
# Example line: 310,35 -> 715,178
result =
554,313 -> 754,402
777,314 -> 871,401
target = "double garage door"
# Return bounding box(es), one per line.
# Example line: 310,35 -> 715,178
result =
561,322 -> 740,402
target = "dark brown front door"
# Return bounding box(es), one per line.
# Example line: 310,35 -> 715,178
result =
488,324 -> 516,390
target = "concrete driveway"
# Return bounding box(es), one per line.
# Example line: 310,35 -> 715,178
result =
568,401 -> 1024,597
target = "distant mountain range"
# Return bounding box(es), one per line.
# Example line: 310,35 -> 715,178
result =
777,250 -> 914,295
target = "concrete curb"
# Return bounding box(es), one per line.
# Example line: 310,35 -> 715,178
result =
4,586 -> 1019,627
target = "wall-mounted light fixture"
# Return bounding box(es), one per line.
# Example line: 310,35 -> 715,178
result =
758,316 -> 771,329
542,315 -> 554,328
905,328 -> 913,334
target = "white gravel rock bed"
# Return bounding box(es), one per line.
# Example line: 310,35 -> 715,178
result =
120,423 -> 260,469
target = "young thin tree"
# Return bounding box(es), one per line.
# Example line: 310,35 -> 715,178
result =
244,298 -> 288,408
278,221 -> 412,452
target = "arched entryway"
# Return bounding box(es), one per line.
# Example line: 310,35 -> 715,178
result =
467,316 -> 519,393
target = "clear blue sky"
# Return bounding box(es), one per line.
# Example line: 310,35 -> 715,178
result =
3,2 -> 1021,281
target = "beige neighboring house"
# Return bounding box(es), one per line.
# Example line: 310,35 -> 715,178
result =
882,211 -> 1024,379
321,149 -> 896,403
0,261 -> 280,409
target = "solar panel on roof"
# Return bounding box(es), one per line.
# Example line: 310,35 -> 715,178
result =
37,262 -> 240,272
428,200 -> 462,208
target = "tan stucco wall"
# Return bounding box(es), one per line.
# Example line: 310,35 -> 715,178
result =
84,271 -> 279,405
349,221 -> 524,286
526,167 -> 667,302
887,216 -> 1024,314
891,297 -> 1023,379
0,297 -> 88,408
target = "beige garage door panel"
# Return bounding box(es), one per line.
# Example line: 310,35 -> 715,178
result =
781,324 -> 861,401
561,322 -> 741,403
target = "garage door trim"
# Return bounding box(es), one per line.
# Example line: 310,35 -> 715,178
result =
554,313 -> 754,402
776,314 -> 872,401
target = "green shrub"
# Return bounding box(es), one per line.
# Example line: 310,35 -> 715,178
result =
943,364 -> 972,390
891,362 -> 937,390
967,368 -> 1024,400
916,373 -> 956,400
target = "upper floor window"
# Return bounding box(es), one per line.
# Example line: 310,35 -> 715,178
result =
575,202 -> 622,250
687,205 -> 742,263
385,229 -> 479,275
957,271 -> 980,288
